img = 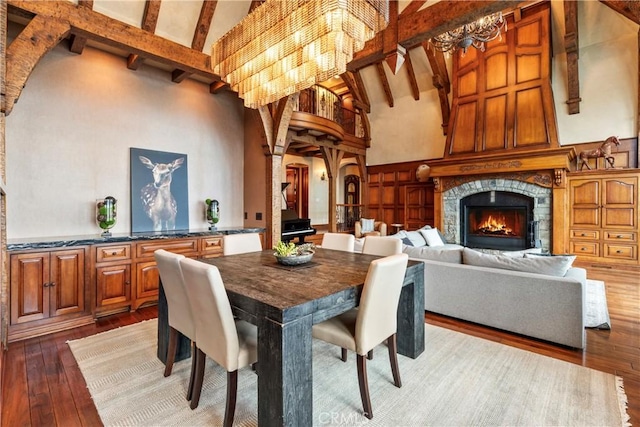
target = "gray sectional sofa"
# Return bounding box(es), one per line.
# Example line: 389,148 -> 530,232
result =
392,229 -> 587,348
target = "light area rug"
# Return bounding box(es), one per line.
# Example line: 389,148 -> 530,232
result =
585,279 -> 612,329
68,319 -> 630,427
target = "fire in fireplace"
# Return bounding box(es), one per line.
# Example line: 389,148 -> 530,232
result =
461,191 -> 535,250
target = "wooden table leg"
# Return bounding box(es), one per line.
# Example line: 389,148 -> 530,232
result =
397,262 -> 425,359
257,313 -> 313,426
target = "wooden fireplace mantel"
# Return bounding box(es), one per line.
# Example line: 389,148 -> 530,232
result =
427,147 -> 577,178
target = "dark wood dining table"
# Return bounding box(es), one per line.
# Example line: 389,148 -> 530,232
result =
157,248 -> 424,426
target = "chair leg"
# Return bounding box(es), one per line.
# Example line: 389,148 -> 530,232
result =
186,342 -> 197,401
164,327 -> 178,377
224,370 -> 238,427
367,349 -> 373,360
387,334 -> 402,388
356,354 -> 373,419
190,347 -> 206,410
341,348 -> 348,362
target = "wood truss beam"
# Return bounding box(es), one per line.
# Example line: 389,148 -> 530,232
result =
68,0 -> 92,54
376,62 -> 393,108
423,42 -> 450,135
404,52 -> 420,101
171,0 -> 217,83
4,15 -> 70,115
348,0 -> 523,71
563,1 -> 581,114
599,1 -> 640,24
127,0 -> 162,71
320,146 -> 344,232
8,0 -> 218,80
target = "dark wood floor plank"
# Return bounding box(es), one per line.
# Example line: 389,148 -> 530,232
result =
23,340 -> 55,426
2,342 -> 30,427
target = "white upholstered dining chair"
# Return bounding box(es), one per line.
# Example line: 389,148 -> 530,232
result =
222,233 -> 263,256
153,249 -> 197,401
321,232 -> 355,252
312,253 -> 409,419
361,236 -> 402,256
179,257 -> 258,427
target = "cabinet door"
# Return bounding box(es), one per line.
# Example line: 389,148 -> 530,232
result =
10,252 -> 49,324
602,177 -> 637,229
136,261 -> 160,300
49,249 -> 85,317
569,179 -> 600,228
96,264 -> 131,307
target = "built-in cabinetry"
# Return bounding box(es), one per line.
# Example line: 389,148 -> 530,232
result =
568,170 -> 639,267
10,247 -> 92,342
8,231 -> 261,342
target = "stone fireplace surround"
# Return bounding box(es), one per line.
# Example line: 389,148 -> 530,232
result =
442,178 -> 551,250
427,147 -> 576,255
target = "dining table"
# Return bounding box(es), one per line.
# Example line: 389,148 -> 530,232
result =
156,247 -> 425,426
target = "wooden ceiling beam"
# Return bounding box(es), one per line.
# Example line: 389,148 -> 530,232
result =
209,80 -> 229,94
599,1 -> 640,24
127,0 -> 162,71
404,51 -> 420,101
9,0 -> 218,80
348,0 -> 523,71
171,0 -> 217,83
376,62 -> 394,108
5,15 -> 70,115
68,0 -> 92,54
353,70 -> 371,113
423,42 -> 450,135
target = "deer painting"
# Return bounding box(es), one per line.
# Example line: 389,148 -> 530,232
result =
139,156 -> 185,231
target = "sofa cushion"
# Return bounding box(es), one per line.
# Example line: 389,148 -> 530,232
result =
401,237 -> 414,246
420,228 -> 444,246
405,230 -> 427,247
462,248 -> 575,277
404,245 -> 462,263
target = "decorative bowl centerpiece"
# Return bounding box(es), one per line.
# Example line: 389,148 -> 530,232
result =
273,241 -> 315,266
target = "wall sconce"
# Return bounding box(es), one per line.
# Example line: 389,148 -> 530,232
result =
320,171 -> 327,181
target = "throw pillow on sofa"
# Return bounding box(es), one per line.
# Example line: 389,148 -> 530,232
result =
419,228 -> 444,246
462,248 -> 575,277
404,230 -> 427,247
404,245 -> 462,263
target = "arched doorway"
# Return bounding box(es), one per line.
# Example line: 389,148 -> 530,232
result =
285,163 -> 309,218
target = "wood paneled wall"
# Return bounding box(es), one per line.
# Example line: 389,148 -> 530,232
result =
366,161 -> 434,230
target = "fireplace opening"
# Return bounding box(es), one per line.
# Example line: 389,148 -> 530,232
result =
461,191 -> 535,250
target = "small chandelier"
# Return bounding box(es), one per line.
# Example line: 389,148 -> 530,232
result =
430,12 -> 507,54
211,0 -> 389,109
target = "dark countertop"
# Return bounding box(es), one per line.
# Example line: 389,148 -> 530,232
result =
7,227 -> 266,251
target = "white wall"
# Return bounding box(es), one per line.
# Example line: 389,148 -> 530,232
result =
6,42 -> 245,239
365,1 -> 639,165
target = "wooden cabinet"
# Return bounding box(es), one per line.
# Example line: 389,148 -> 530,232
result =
568,170 -> 639,266
9,248 -> 92,342
94,244 -> 132,315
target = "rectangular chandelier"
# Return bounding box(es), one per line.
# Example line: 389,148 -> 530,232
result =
211,0 -> 389,109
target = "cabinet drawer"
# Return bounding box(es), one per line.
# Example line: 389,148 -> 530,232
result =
603,231 -> 636,242
570,241 -> 599,256
136,239 -> 199,258
570,230 -> 599,240
96,244 -> 131,263
603,244 -> 637,261
200,236 -> 223,256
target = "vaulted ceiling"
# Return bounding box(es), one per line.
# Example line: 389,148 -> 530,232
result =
5,0 -> 640,123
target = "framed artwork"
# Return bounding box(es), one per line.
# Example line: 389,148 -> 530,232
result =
130,148 -> 189,233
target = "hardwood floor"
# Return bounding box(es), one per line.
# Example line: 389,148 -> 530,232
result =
2,266 -> 638,426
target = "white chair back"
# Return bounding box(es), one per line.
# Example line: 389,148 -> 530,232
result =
179,258 -> 243,371
223,233 -> 263,256
321,233 -> 355,252
154,249 -> 194,340
362,236 -> 402,256
356,253 -> 409,353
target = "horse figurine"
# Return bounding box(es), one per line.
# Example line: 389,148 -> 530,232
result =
577,136 -> 620,171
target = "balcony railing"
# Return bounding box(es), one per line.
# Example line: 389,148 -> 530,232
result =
336,204 -> 364,233
294,86 -> 365,139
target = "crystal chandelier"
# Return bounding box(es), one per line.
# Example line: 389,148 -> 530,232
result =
211,0 -> 389,109
430,12 -> 507,54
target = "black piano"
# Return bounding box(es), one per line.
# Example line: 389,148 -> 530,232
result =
281,209 -> 317,244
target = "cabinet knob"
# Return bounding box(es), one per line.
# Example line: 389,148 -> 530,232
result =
43,282 -> 49,288
125,281 -> 130,285
616,250 -> 622,254
616,235 -> 622,239
112,251 -> 117,255
50,282 -> 56,287
581,247 -> 587,251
